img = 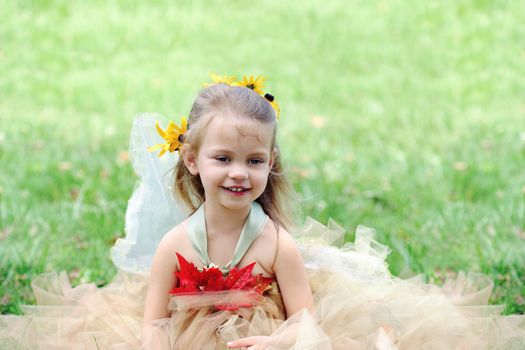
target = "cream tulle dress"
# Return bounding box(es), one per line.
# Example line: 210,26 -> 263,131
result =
1,115 -> 524,349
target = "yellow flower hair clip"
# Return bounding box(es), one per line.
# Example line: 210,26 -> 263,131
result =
205,73 -> 281,119
263,93 -> 280,118
147,117 -> 187,157
233,75 -> 266,95
204,73 -> 237,86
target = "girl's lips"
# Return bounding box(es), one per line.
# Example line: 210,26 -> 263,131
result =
222,186 -> 251,196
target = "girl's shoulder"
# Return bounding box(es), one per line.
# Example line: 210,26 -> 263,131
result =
260,218 -> 299,254
245,218 -> 299,275
158,221 -> 188,250
155,220 -> 196,269
159,221 -> 188,247
253,218 -> 287,253
263,219 -> 305,269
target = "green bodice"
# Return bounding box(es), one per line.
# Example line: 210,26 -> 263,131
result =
186,202 -> 268,274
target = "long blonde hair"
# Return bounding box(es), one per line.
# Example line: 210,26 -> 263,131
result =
174,83 -> 293,229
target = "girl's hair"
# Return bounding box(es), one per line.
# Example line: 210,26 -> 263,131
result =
174,83 -> 293,229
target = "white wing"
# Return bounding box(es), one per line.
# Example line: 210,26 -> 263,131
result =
111,114 -> 189,273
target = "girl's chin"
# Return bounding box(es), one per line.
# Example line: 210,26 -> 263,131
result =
214,204 -> 250,214
217,198 -> 254,211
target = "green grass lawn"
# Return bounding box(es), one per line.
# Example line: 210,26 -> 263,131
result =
1,0 -> 524,315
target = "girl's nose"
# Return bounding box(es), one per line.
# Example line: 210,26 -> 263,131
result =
228,164 -> 249,180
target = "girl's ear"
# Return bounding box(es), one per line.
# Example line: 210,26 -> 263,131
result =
269,147 -> 278,170
183,147 -> 199,175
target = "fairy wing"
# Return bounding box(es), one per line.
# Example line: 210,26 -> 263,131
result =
111,114 -> 189,273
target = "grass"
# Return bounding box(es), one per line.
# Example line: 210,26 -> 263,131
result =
1,0 -> 524,315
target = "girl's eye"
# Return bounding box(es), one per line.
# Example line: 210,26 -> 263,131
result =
248,159 -> 264,165
215,156 -> 230,162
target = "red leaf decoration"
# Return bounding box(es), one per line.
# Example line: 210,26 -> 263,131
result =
231,262 -> 257,290
203,267 -> 225,291
169,253 -> 274,310
170,253 -> 202,293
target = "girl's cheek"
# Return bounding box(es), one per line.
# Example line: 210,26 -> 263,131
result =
257,172 -> 270,184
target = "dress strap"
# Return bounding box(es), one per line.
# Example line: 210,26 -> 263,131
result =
271,226 -> 280,270
185,206 -> 208,266
186,202 -> 268,273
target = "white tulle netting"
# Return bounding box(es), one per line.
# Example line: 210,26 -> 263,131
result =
110,114 -> 189,273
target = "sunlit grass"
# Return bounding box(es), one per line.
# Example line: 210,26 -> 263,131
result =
1,0 -> 524,315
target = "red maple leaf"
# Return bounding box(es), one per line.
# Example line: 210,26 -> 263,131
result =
169,253 -> 274,310
169,253 -> 202,293
225,262 -> 256,289
250,274 -> 274,294
203,266 -> 225,291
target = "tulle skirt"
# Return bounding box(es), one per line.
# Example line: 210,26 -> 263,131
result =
1,221 -> 525,349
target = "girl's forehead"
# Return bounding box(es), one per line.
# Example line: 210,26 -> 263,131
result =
201,116 -> 274,149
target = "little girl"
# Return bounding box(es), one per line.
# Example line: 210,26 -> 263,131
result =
141,77 -> 314,348
1,75 -> 525,349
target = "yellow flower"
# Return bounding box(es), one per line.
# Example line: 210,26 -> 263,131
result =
147,117 -> 188,157
262,92 -> 280,119
234,75 -> 266,95
204,73 -> 237,87
200,73 -> 281,119
269,99 -> 280,119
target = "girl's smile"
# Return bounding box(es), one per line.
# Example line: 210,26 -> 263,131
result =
222,186 -> 251,195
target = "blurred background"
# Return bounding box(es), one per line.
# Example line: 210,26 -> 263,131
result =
1,0 -> 524,314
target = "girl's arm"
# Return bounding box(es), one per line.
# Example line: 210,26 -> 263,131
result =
142,228 -> 180,340
273,229 -> 314,316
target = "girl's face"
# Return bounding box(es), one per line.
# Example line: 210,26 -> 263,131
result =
184,116 -> 275,212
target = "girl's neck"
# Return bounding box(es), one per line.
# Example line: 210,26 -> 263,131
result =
203,201 -> 252,237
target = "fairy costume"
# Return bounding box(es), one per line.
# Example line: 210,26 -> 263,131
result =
1,115 -> 525,349
144,201 -> 286,350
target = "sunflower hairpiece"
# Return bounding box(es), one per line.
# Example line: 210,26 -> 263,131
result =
205,73 -> 280,119
232,75 -> 266,95
204,73 -> 237,86
147,117 -> 187,157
